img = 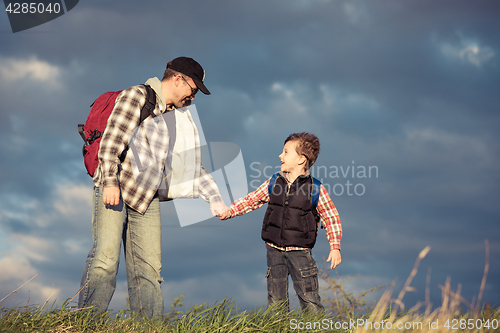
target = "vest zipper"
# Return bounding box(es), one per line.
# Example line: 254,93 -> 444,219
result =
279,182 -> 290,247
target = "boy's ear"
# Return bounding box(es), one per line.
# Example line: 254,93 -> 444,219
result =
298,155 -> 307,166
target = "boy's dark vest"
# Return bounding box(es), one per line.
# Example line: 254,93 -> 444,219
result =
262,174 -> 319,249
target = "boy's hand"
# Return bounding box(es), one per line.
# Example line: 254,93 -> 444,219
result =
327,249 -> 341,269
219,210 -> 233,220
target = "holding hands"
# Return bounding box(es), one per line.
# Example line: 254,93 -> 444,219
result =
208,202 -> 233,220
209,202 -> 233,221
210,202 -> 229,216
218,209 -> 233,220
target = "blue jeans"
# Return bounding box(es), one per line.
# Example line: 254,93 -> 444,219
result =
78,187 -> 164,318
266,244 -> 323,313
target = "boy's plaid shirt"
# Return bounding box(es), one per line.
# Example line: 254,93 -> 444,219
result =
228,177 -> 342,251
93,82 -> 223,214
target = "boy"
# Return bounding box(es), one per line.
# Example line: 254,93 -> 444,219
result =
219,132 -> 342,313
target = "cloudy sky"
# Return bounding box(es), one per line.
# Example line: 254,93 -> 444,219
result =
1,0 -> 499,313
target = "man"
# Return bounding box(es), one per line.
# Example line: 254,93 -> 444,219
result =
78,57 -> 226,318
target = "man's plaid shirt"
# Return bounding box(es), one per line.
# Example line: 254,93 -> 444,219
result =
93,79 -> 223,214
227,176 -> 342,251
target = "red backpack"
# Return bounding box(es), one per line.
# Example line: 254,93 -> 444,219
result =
78,84 -> 156,177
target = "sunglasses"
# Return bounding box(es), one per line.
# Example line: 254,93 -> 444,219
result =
180,76 -> 199,96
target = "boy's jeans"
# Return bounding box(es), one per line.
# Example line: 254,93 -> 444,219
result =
266,244 -> 323,313
78,187 -> 164,319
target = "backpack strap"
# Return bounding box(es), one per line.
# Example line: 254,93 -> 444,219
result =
118,84 -> 157,162
78,124 -> 86,142
267,172 -> 280,196
311,176 -> 321,210
139,84 -> 156,123
311,176 -> 322,225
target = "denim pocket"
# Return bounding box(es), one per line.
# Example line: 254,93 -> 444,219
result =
300,266 -> 319,293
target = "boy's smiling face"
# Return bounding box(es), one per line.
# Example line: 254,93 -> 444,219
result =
279,140 -> 305,175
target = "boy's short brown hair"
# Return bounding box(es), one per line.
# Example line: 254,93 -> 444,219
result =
284,132 -> 320,168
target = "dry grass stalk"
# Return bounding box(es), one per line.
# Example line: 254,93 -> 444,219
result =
354,240 -> 495,333
0,274 -> 38,306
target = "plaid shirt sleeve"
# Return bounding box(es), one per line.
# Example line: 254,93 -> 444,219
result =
317,184 -> 342,251
198,165 -> 224,205
98,87 -> 144,188
228,179 -> 270,217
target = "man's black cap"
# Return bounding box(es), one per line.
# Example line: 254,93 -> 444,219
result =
167,57 -> 210,95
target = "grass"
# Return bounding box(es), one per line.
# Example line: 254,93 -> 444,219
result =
0,299 -> 341,333
1,241 -> 498,332
1,298 -> 498,332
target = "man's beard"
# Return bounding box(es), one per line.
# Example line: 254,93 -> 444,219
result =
175,97 -> 192,108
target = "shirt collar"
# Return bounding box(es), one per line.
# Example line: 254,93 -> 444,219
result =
279,169 -> 311,184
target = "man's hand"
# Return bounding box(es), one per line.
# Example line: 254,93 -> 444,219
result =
210,202 -> 229,216
103,186 -> 121,206
218,210 -> 232,220
327,249 -> 341,269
